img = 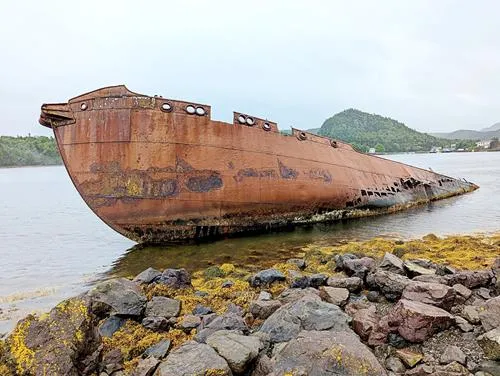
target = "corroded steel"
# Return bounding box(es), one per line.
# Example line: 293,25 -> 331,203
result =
39,85 -> 478,243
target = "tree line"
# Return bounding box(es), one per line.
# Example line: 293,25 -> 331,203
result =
0,136 -> 62,167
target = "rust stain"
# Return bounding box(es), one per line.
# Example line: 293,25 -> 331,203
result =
38,85 -> 479,243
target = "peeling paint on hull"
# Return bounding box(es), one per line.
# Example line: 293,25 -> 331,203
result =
39,85 -> 478,243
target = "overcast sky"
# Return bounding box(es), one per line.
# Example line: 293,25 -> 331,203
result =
1,1 -> 499,136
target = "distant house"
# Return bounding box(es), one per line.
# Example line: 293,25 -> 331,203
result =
476,140 -> 492,149
368,148 -> 376,154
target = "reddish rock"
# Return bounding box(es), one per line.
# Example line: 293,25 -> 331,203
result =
401,281 -> 456,310
352,305 -> 379,341
445,270 -> 493,289
386,299 -> 454,343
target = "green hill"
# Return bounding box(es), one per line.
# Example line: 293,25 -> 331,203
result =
318,109 -> 474,153
0,136 -> 61,167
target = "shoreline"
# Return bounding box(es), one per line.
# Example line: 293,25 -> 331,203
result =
1,233 -> 499,375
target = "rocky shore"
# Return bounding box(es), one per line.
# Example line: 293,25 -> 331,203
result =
0,234 -> 499,376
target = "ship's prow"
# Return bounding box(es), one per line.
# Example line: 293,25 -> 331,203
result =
40,86 -> 479,243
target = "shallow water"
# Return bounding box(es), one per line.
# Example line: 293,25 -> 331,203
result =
0,152 -> 499,333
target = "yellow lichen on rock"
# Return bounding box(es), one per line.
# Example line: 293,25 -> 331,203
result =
8,317 -> 35,375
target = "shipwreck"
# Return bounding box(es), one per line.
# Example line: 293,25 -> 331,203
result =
39,85 -> 478,243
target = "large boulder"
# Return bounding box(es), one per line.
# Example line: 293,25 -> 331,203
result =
145,297 -> 181,319
206,330 -> 264,373
445,270 -> 493,289
87,278 -> 147,317
479,296 -> 500,331
259,295 -> 350,343
156,269 -> 191,289
249,269 -> 285,287
154,341 -> 231,375
477,327 -> 500,360
8,297 -> 100,376
249,299 -> 282,320
401,281 -> 456,310
366,270 -> 411,301
387,299 -> 454,342
343,257 -> 376,279
256,330 -> 387,375
379,252 -> 405,275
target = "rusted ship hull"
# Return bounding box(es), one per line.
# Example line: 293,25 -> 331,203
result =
39,86 -> 478,243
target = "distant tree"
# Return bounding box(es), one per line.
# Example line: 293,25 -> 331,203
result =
375,143 -> 386,153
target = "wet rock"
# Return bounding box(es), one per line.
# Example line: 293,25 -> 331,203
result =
192,304 -> 213,316
178,314 -> 201,330
440,345 -> 467,365
249,299 -> 282,320
446,271 -> 493,289
403,261 -> 436,278
334,253 -> 359,270
88,278 -> 147,317
277,287 -> 320,304
352,305 -> 378,341
453,284 -> 473,300
286,258 -> 306,270
344,257 -> 376,279
386,356 -> 406,373
380,252 -> 406,275
133,267 -> 162,284
11,297 -> 100,376
249,269 -> 285,287
326,276 -> 363,292
401,281 -> 456,310
461,305 -> 481,325
206,330 -> 263,373
154,340 -> 231,375
366,270 -> 411,301
132,357 -> 159,376
141,316 -> 169,331
261,330 -> 387,375
145,297 -> 181,318
259,295 -> 350,343
98,315 -> 127,337
319,286 -> 349,306
477,327 -> 500,360
143,339 -> 172,359
387,299 -> 454,342
156,268 -> 191,289
479,296 -> 500,331
396,348 -> 423,368
308,273 -> 328,288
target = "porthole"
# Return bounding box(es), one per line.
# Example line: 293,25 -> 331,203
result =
262,122 -> 271,131
298,131 -> 307,140
195,107 -> 206,116
246,117 -> 255,126
160,102 -> 172,112
186,105 -> 196,114
238,115 -> 246,124
80,102 -> 88,111
330,140 -> 338,148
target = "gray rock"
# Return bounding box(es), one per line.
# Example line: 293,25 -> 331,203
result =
133,267 -> 162,284
380,252 -> 406,275
157,268 -> 191,289
206,330 -> 263,373
88,278 -> 147,317
154,341 -> 231,375
192,304 -> 213,316
259,295 -> 350,343
367,290 -> 382,302
413,274 -> 449,284
334,253 -> 359,270
195,313 -> 248,343
479,296 -> 500,331
387,299 -> 454,342
132,357 -> 159,376
249,299 -> 282,320
143,339 -> 171,359
98,315 -> 127,337
402,281 -> 456,310
344,257 -> 376,279
440,345 -> 467,365
319,286 -> 349,306
326,276 -> 363,292
477,327 -> 500,360
462,305 -> 481,325
478,360 -> 500,376
454,316 -> 474,332
476,287 -> 491,299
286,258 -> 306,270
453,284 -> 473,300
145,297 -> 181,318
277,287 -> 320,304
102,348 -> 124,374
249,269 -> 286,287
178,314 -> 201,330
446,271 -> 493,289
261,330 -> 387,375
366,270 -> 411,301
386,356 -> 407,373
141,316 -> 169,331
288,270 -> 309,289
257,291 -> 272,301
308,273 -> 329,288
433,361 -> 472,375
403,261 -> 436,277
405,364 -> 435,375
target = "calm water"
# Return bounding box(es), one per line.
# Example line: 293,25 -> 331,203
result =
1,152 -> 499,333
